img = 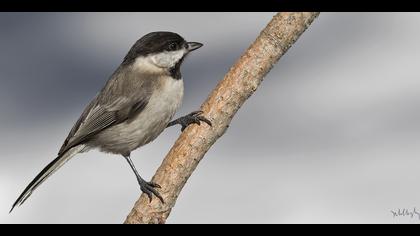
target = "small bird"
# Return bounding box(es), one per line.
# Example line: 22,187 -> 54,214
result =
10,31 -> 211,212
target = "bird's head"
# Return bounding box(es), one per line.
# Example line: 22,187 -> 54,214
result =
123,31 -> 203,75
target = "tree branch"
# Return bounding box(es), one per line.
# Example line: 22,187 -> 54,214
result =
124,12 -> 320,224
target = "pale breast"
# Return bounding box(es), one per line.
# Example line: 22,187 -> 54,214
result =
95,76 -> 184,155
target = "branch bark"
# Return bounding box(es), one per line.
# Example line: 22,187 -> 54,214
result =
124,12 -> 320,224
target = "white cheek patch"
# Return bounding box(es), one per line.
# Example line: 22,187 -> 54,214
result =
150,49 -> 186,68
133,57 -> 163,74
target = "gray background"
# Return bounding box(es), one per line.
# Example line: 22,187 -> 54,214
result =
1,12 -> 420,224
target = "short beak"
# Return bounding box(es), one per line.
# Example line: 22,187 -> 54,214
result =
186,42 -> 203,52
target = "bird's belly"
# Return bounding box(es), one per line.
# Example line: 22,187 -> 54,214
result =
93,78 -> 184,155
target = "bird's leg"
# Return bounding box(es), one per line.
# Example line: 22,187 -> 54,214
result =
123,154 -> 164,204
167,111 -> 212,132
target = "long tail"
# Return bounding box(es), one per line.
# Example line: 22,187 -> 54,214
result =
10,145 -> 85,213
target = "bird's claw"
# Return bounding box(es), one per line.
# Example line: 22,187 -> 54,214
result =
180,111 -> 212,131
140,181 -> 164,204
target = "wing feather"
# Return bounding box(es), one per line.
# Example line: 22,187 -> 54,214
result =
58,67 -> 154,155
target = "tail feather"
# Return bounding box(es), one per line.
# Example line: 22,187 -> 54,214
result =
10,145 -> 84,213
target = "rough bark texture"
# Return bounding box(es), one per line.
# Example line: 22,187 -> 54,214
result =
124,12 -> 320,224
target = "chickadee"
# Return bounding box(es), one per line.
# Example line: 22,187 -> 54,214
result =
11,31 -> 211,212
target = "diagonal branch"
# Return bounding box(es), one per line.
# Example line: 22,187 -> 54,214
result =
124,12 -> 320,224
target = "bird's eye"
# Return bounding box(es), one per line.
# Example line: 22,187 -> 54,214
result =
168,42 -> 177,51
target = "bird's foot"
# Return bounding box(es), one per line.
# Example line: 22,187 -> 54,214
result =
139,180 -> 164,204
168,111 -> 212,131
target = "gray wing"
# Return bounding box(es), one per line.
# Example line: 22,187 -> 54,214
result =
58,67 -> 152,155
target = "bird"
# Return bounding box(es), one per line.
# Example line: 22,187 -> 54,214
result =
10,31 -> 212,213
